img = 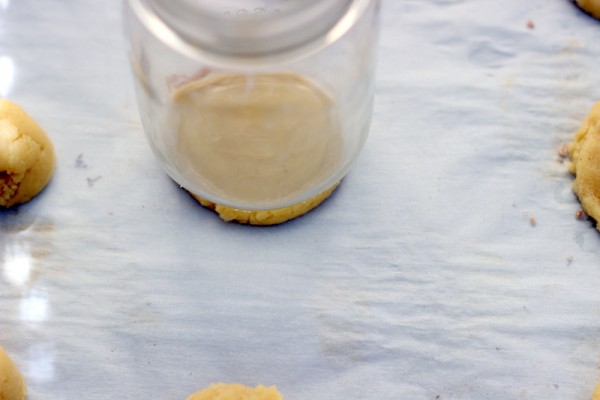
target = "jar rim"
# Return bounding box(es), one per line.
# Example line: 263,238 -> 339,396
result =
128,0 -> 373,66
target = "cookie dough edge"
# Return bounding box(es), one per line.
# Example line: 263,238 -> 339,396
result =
0,346 -> 27,400
568,101 -> 600,227
192,182 -> 340,225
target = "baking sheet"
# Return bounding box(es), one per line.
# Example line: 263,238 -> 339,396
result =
1,0 -> 600,399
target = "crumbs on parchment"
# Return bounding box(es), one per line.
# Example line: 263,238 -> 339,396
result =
557,142 -> 570,161
75,153 -> 88,169
87,176 -> 102,187
529,214 -> 537,227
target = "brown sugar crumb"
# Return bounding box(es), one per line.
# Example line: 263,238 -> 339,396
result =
526,20 -> 535,29
566,256 -> 574,266
557,142 -> 569,159
529,214 -> 537,226
575,209 -> 585,220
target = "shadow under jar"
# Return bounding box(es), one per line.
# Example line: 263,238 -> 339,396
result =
124,0 -> 381,211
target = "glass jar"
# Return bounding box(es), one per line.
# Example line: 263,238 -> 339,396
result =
124,0 -> 381,211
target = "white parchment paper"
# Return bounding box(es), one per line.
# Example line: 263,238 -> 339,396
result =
1,1 -> 600,399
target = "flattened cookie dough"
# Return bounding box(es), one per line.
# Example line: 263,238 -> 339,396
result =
187,383 -> 283,400
0,99 -> 55,207
171,73 -> 342,207
0,347 -> 27,400
575,0 -> 600,19
568,101 -> 600,227
193,182 -> 340,226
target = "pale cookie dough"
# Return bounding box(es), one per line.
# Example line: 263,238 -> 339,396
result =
0,99 -> 55,207
575,0 -> 600,19
187,383 -> 283,400
0,347 -> 27,400
193,182 -> 339,225
568,101 -> 600,228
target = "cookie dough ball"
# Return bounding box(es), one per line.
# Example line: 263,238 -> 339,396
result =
0,99 -> 55,207
187,383 -> 283,400
592,383 -> 600,400
192,182 -> 339,225
568,102 -> 600,227
0,347 -> 27,400
575,0 -> 600,19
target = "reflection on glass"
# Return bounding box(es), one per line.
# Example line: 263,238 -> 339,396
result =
0,56 -> 15,96
2,242 -> 32,287
20,290 -> 49,323
27,344 -> 55,383
0,0 -> 9,10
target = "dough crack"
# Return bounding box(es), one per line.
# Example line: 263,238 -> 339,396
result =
0,170 -> 23,204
